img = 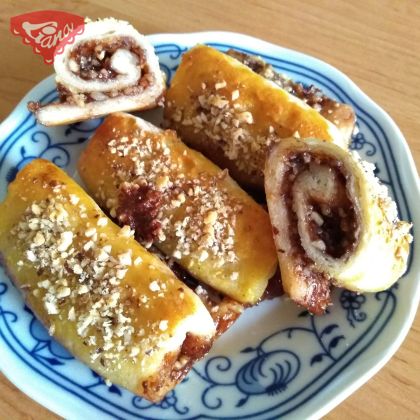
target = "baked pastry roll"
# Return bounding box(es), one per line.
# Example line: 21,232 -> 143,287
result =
265,137 -> 412,314
164,45 -> 348,191
28,18 -> 165,126
78,112 -> 277,304
0,159 -> 216,402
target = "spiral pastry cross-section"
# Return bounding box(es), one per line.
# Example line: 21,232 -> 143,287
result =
265,137 -> 412,314
28,18 -> 165,126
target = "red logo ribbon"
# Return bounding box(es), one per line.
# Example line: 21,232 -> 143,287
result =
10,10 -> 85,64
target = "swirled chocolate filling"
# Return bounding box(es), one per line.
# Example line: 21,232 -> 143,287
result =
282,152 -> 359,260
57,36 -> 152,105
70,37 -> 146,81
277,151 -> 361,313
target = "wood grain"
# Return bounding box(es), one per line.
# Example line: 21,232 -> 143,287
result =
0,0 -> 419,418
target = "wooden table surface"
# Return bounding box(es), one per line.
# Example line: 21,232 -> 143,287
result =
0,0 -> 419,418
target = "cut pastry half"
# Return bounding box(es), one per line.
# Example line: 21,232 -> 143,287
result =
28,18 -> 165,126
264,137 -> 412,314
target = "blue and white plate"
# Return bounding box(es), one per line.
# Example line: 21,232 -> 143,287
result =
0,32 -> 419,419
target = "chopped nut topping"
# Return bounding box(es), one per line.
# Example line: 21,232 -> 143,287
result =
167,83 -> 279,177
97,217 -> 108,227
118,251 -> 132,266
238,111 -> 254,124
68,306 -> 76,321
44,301 -> 59,315
172,250 -> 182,259
130,346 -> 140,357
155,175 -> 170,190
33,231 -> 46,246
11,195 -> 157,367
73,264 -> 83,275
83,240 -> 94,251
85,227 -> 97,237
105,129 -> 241,264
78,284 -> 89,294
230,272 -> 239,281
69,194 -> 80,205
26,250 -> 37,262
231,90 -> 240,101
159,320 -> 168,331
38,279 -> 50,289
31,203 -> 42,216
204,210 -> 218,225
119,225 -> 134,238
198,249 -> 209,262
57,231 -> 73,252
56,286 -> 71,298
149,280 -> 160,292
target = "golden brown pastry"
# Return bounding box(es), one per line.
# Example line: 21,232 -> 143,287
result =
265,137 -> 412,314
28,18 -> 165,126
164,45 -> 348,191
165,255 -> 246,337
225,49 -> 356,141
78,112 -> 278,304
0,159 -> 216,402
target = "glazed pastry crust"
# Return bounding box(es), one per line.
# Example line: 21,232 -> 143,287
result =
78,113 -> 278,304
164,45 -> 347,191
264,137 -> 412,313
0,159 -> 215,401
225,49 -> 356,141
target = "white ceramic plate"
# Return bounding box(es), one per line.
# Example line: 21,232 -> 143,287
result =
0,32 -> 419,420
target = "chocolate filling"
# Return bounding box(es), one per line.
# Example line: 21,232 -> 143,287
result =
261,268 -> 283,301
70,37 -> 146,81
283,152 -> 359,261
57,36 -> 152,105
117,183 -> 162,244
308,201 -> 357,259
279,152 -> 359,313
